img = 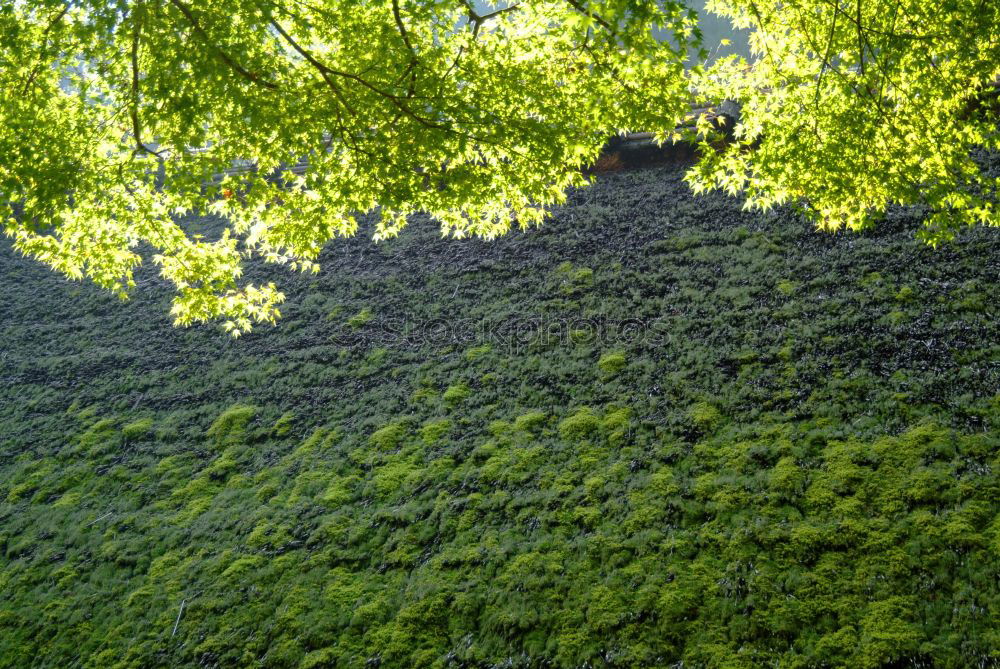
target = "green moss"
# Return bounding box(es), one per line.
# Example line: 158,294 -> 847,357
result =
894,285 -> 916,302
74,404 -> 100,421
121,417 -> 153,439
554,261 -> 594,295
957,292 -> 987,313
3,159 -> 1000,669
769,456 -> 805,497
76,418 -> 119,455
464,344 -> 492,362
571,267 -> 594,287
206,405 -> 256,446
420,419 -> 451,446
320,475 -> 360,507
442,383 -> 470,406
888,310 -> 908,325
293,426 -> 337,457
601,407 -> 631,445
488,420 -> 512,437
370,457 -> 421,498
513,412 -> 547,432
857,597 -> 923,667
559,408 -> 601,442
687,402 -> 722,432
597,351 -> 627,376
346,307 -> 373,329
271,411 -> 295,437
370,422 -> 408,451
410,387 -> 437,405
365,347 -> 388,366
860,271 -> 884,287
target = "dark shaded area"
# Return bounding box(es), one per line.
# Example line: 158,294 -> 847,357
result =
3,161 -> 997,444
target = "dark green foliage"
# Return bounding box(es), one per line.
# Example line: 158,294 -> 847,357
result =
1,160 -> 1000,667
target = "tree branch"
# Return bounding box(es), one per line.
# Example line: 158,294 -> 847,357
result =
461,1 -> 520,37
390,0 -> 419,97
392,0 -> 416,56
167,0 -> 279,90
130,2 -> 163,157
855,0 -> 865,76
267,18 -> 358,114
813,1 -> 839,121
22,2 -> 74,94
562,0 -> 614,35
269,18 -> 445,129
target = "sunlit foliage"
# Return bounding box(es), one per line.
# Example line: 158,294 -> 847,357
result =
3,1 -> 999,332
0,0 -> 699,332
688,0 -> 1000,243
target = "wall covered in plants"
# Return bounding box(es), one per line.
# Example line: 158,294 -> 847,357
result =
1,160 -> 999,667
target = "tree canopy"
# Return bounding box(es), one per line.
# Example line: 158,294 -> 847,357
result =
688,0 -> 1000,245
1,0 -> 998,333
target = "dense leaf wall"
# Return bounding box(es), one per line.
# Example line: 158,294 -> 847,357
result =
1,161 -> 999,667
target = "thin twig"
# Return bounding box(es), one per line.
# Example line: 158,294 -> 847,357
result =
462,1 -> 521,37
171,599 -> 186,637
85,512 -> 113,527
813,1 -> 839,128
390,0 -> 420,98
